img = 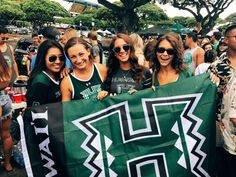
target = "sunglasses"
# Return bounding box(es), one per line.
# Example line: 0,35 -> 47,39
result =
38,35 -> 43,40
1,37 -> 8,41
113,44 -> 130,53
156,47 -> 176,55
48,55 -> 65,62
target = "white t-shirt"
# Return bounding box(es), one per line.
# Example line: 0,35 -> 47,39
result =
220,73 -> 236,155
194,63 -> 211,75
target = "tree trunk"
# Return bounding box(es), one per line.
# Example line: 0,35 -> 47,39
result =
119,10 -> 138,33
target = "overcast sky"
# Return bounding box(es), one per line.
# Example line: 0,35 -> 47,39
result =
56,0 -> 236,19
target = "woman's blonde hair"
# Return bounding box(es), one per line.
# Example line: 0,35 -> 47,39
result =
129,33 -> 144,51
61,29 -> 78,45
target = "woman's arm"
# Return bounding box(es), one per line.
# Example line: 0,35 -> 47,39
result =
60,76 -> 72,102
96,63 -> 107,82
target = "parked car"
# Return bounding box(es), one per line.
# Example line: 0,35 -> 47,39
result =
18,28 -> 29,35
5,25 -> 19,34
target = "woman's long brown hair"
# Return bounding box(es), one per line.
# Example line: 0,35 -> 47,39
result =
102,33 -> 145,92
0,51 -> 11,82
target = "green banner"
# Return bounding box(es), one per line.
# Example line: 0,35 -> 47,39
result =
20,73 -> 216,177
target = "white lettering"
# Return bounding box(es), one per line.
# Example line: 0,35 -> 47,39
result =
41,154 -> 58,177
31,111 -> 49,135
39,138 -> 53,156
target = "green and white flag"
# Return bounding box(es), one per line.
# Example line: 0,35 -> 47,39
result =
18,74 -> 216,177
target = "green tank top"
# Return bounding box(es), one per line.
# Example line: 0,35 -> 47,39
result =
69,64 -> 103,100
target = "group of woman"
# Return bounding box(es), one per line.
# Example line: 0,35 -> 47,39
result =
26,32 -> 191,107
0,31 -> 198,173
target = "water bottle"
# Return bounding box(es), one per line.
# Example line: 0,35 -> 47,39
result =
13,144 -> 25,167
21,55 -> 27,65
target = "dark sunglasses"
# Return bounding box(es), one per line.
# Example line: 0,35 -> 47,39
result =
48,55 -> 65,62
113,44 -> 130,53
156,47 -> 176,55
38,35 -> 43,40
1,37 -> 8,41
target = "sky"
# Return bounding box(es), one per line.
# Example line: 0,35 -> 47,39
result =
56,0 -> 236,19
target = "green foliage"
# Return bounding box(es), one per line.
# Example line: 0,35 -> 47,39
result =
95,2 -> 169,32
158,0 -> 234,34
171,16 -> 196,28
225,12 -> 236,23
95,6 -> 122,31
21,0 -> 69,28
55,17 -> 74,25
0,0 -> 25,25
137,3 -> 169,29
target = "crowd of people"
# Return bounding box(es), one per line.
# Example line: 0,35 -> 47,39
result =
0,23 -> 236,177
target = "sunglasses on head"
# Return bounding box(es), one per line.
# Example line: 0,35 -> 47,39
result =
156,47 -> 176,55
48,55 -> 65,62
113,44 -> 130,54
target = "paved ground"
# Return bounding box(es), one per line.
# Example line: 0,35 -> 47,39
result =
0,158 -> 27,177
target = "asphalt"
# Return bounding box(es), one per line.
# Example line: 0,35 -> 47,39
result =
0,158 -> 27,177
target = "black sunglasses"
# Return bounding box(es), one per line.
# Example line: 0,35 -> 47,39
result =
1,37 -> 8,41
156,47 -> 176,55
48,55 -> 65,62
113,44 -> 130,53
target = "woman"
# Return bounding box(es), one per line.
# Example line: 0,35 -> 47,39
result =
129,33 -> 148,67
97,33 -> 152,99
26,40 -> 66,107
153,33 -> 191,86
199,36 -> 210,48
195,49 -> 217,75
202,42 -> 213,52
61,37 -> 107,101
0,51 -> 13,172
60,28 -> 78,47
216,40 -> 227,57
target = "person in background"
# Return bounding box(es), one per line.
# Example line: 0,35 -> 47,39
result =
26,32 -> 40,76
59,28 -> 78,69
60,28 -> 78,47
216,39 -> 228,57
61,37 -> 107,101
211,31 -> 222,50
97,33 -> 152,99
195,49 -> 217,75
88,31 -> 101,63
129,33 -> 148,67
199,36 -> 210,48
202,42 -> 213,52
0,27 -> 19,85
152,32 -> 191,87
208,24 -> 236,177
0,51 -> 13,172
26,40 -> 66,107
184,31 -> 205,73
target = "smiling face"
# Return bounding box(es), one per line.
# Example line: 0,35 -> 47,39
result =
113,38 -> 131,64
45,47 -> 65,76
156,39 -> 175,69
67,44 -> 91,70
